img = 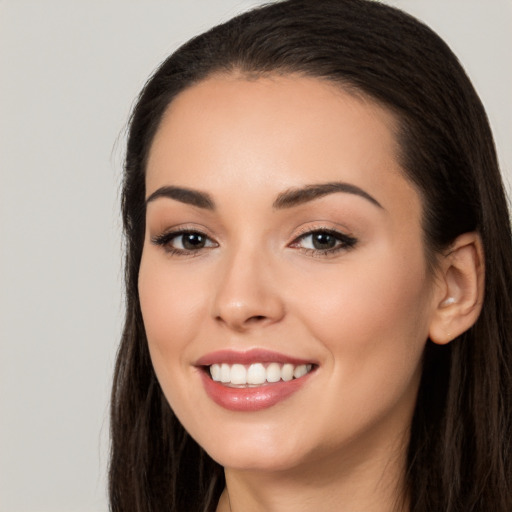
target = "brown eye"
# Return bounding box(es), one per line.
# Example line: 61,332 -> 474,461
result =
311,232 -> 337,250
151,230 -> 218,254
181,232 -> 207,250
291,229 -> 358,255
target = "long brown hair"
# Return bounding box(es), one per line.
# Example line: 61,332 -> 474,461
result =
110,1 -> 512,510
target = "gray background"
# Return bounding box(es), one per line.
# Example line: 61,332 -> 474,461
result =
1,1 -> 510,511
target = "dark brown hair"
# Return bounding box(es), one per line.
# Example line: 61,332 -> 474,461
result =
110,1 -> 512,510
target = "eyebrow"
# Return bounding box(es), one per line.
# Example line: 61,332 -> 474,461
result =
273,182 -> 383,209
145,186 -> 215,210
145,181 -> 383,211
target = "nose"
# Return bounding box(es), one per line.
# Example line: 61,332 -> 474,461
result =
211,246 -> 285,332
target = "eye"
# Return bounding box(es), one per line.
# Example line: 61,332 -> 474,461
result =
290,229 -> 357,256
151,230 -> 218,255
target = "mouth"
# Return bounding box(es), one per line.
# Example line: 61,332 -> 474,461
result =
206,362 -> 314,387
196,349 -> 318,411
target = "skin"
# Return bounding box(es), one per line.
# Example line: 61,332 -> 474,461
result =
138,74 -> 472,511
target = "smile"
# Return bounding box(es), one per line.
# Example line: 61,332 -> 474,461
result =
209,362 -> 314,387
196,349 -> 317,411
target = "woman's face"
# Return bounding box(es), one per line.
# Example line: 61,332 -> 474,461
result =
139,75 -> 441,473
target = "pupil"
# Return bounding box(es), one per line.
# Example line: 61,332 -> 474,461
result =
312,233 -> 336,250
183,233 -> 205,250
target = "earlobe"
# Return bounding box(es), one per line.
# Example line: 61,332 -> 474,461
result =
429,232 -> 485,345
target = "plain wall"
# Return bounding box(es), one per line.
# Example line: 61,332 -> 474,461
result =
0,1 -> 510,511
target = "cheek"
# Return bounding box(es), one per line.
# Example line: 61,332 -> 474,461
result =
301,246 -> 430,334
138,253 -> 212,421
138,254 -> 208,363
285,256 -> 431,445
287,250 -> 432,390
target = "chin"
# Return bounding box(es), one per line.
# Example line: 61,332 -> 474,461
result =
191,419 -> 314,472
208,444 -> 307,473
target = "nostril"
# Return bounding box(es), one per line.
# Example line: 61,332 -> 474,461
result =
248,315 -> 267,322
215,313 -> 269,330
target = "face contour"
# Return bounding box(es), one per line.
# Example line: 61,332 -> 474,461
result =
139,75 -> 439,474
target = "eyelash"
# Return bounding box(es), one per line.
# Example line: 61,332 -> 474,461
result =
151,229 -> 218,257
290,228 -> 357,257
151,228 -> 357,257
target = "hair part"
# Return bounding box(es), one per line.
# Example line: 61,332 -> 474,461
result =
110,1 -> 512,510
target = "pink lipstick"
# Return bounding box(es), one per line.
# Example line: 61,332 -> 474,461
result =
196,349 -> 316,411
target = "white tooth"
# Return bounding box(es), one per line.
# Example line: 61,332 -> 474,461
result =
220,363 -> 231,383
210,364 -> 221,381
230,364 -> 247,385
247,363 -> 266,385
293,364 -> 307,379
306,364 -> 313,372
266,362 -> 281,383
281,363 -> 294,381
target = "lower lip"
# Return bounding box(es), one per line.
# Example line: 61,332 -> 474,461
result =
199,370 -> 312,412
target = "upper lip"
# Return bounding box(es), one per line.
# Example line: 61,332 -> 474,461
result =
195,348 -> 316,367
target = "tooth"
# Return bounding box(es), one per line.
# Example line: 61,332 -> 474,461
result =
213,361 -> 313,386
247,363 -> 266,385
293,364 -> 307,378
281,363 -> 294,381
266,362 -> 281,383
220,363 -> 231,383
230,364 -> 247,385
210,363 -> 221,381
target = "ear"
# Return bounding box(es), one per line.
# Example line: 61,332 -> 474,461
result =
429,232 -> 485,345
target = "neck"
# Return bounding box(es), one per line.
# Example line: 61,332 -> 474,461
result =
216,427 -> 410,512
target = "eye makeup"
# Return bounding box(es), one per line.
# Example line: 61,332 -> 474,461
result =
289,228 -> 358,257
151,228 -> 218,256
151,225 -> 358,259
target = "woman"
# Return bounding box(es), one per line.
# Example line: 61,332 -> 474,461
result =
109,0 -> 512,510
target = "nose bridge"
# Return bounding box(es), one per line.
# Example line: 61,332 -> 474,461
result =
212,237 -> 284,330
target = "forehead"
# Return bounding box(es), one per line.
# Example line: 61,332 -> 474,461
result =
150,73 -> 400,163
146,73 -> 418,217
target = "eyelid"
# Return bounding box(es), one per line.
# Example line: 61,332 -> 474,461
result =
151,226 -> 219,256
149,223 -> 357,258
289,225 -> 358,256
291,223 -> 355,241
150,222 -> 215,242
